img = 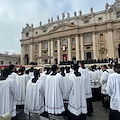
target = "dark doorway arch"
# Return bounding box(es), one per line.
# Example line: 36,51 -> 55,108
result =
24,54 -> 29,65
118,44 -> 120,58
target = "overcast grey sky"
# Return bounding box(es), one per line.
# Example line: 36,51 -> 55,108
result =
0,0 -> 115,54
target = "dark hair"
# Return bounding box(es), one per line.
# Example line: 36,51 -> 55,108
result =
25,70 -> 29,74
45,67 -> 51,75
9,64 -> 15,71
108,64 -> 113,69
114,63 -> 120,70
2,68 -> 11,77
30,67 -> 34,72
60,67 -> 65,77
51,65 -> 58,72
103,65 -> 108,69
66,67 -> 70,73
32,70 -> 40,83
79,61 -> 85,69
74,64 -> 79,71
20,67 -> 26,74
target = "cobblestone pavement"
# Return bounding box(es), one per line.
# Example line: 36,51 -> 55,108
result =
24,101 -> 109,120
87,101 -> 109,120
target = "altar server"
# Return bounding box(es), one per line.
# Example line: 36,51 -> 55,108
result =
68,64 -> 87,120
78,61 -> 93,116
24,70 -> 44,115
106,64 -> 120,120
100,65 -> 109,107
45,65 -> 65,115
15,67 -> 29,107
0,68 -> 19,119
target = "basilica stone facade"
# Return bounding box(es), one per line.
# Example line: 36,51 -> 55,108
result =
20,0 -> 120,65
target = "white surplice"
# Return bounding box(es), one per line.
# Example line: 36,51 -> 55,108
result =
107,69 -> 115,74
68,74 -> 87,116
89,70 -> 100,88
0,76 -> 19,117
15,74 -> 30,105
100,71 -> 109,94
45,73 -> 65,114
24,78 -> 45,115
63,72 -> 72,100
106,73 -> 120,112
78,67 -> 92,98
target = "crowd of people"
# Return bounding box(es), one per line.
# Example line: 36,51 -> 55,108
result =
0,62 -> 120,120
60,58 -> 118,65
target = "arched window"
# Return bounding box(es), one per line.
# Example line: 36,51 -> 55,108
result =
100,34 -> 103,41
86,36 -> 90,43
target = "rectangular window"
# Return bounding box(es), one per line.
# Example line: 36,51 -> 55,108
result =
1,61 -> 4,65
98,17 -> 102,22
84,20 -> 89,24
117,12 -> 120,18
45,43 -> 47,49
26,33 -> 29,37
86,36 -> 90,43
9,62 -> 11,65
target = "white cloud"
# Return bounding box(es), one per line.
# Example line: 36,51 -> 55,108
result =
0,0 -> 115,54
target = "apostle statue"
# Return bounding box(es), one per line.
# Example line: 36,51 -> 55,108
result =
90,7 -> 93,13
67,13 -> 70,18
57,15 -> 59,21
105,2 -> 109,10
48,19 -> 50,24
62,12 -> 65,19
79,10 -> 82,16
74,11 -> 77,16
51,17 -> 53,23
40,21 -> 42,26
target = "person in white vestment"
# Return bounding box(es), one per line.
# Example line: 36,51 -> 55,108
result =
100,65 -> 109,107
78,61 -> 93,116
89,66 -> 101,101
63,67 -> 71,100
24,70 -> 45,115
107,64 -> 114,74
0,68 -> 19,120
9,64 -> 17,80
15,67 -> 30,109
29,67 -> 34,79
68,64 -> 87,120
106,64 -> 120,120
45,65 -> 65,115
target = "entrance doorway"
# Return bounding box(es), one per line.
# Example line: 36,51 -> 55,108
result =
24,54 -> 29,65
86,52 -> 92,60
63,54 -> 67,62
118,44 -> 120,58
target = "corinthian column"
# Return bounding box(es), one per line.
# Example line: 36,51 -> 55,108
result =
51,39 -> 54,64
76,34 -> 80,61
92,32 -> 97,60
57,38 -> 61,64
29,42 -> 33,62
107,29 -> 114,58
80,34 -> 84,60
48,40 -> 51,63
68,36 -> 72,61
39,42 -> 42,64
21,44 -> 24,65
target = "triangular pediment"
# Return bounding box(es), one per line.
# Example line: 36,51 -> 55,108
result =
49,23 -> 79,33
